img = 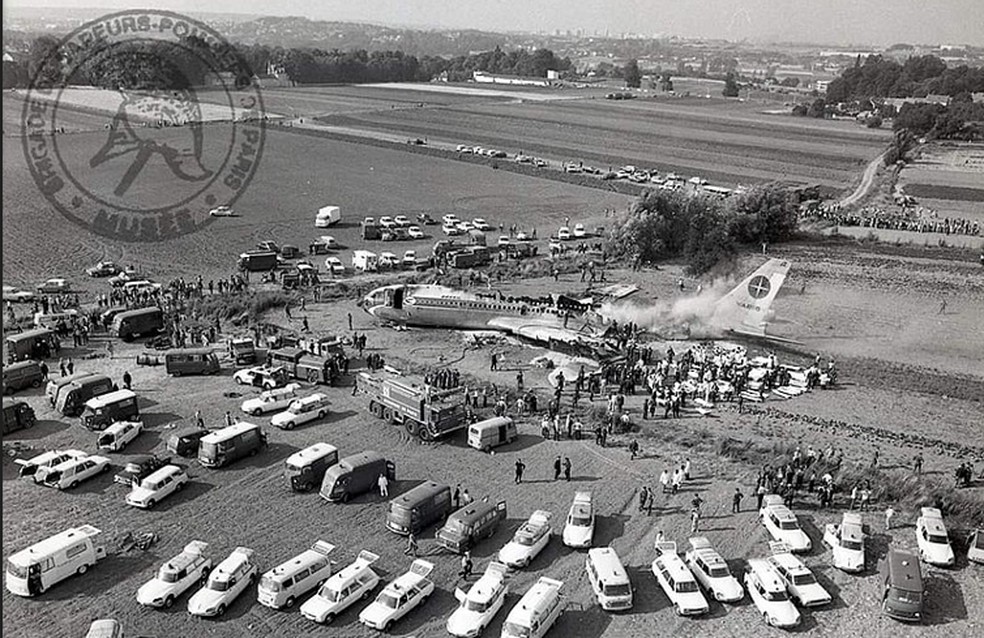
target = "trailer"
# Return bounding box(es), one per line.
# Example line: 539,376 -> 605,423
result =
267,347 -> 340,386
238,251 -> 279,272
359,372 -> 468,441
450,246 -> 491,269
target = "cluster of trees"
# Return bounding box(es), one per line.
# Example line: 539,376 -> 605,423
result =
607,185 -> 800,275
826,54 -> 984,102
893,100 -> 984,140
723,71 -> 740,97
422,46 -> 572,82
278,49 -> 421,84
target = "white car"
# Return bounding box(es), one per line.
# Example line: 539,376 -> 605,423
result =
557,227 -> 572,241
515,231 -> 530,241
498,510 -> 552,568
916,507 -> 955,566
36,278 -> 70,294
442,214 -> 460,226
325,257 -> 345,275
760,495 -> 812,552
446,561 -> 508,637
301,550 -> 380,624
457,221 -> 475,233
456,145 -> 473,153
684,537 -> 744,603
37,454 -> 111,490
379,252 -> 399,269
209,205 -> 236,217
187,547 -> 258,617
122,280 -> 162,295
497,236 -> 511,247
126,465 -> 189,509
402,251 -> 417,268
270,393 -> 330,430
319,235 -> 340,249
407,225 -> 424,239
96,420 -> 143,452
967,529 -> 984,564
379,216 -> 395,229
359,559 -> 435,631
136,541 -> 212,608
394,215 -> 410,228
745,558 -> 800,628
573,223 -> 587,238
768,542 -> 832,607
651,541 -> 709,616
240,383 -> 302,416
443,223 -> 463,236
2,285 -> 35,303
562,491 -> 594,548
232,366 -> 286,390
15,449 -> 87,481
823,512 -> 866,573
472,218 -> 491,231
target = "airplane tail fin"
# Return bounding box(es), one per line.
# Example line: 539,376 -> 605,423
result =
712,258 -> 790,336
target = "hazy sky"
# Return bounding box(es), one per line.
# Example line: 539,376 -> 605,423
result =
8,0 -> 984,46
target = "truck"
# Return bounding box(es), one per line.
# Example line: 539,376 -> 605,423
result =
353,250 -> 379,272
238,251 -> 279,272
450,246 -> 491,269
359,372 -> 469,441
267,347 -> 340,386
361,219 -> 381,241
315,206 -> 341,228
228,337 -> 257,365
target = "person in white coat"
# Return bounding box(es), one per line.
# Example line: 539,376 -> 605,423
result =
377,473 -> 389,498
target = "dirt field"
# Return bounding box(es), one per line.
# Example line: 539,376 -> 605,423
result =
3,86 -> 983,638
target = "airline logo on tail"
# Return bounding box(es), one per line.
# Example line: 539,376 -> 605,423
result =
713,258 -> 790,337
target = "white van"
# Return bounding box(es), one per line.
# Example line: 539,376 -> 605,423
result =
257,540 -> 336,609
315,205 -> 341,228
33,309 -> 78,329
301,550 -> 380,624
651,541 -> 709,616
467,416 -> 517,452
5,525 -> 106,596
352,250 -> 379,272
586,548 -> 633,611
96,420 -> 143,452
502,576 -> 565,638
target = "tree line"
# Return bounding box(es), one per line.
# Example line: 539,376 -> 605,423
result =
826,54 -> 984,103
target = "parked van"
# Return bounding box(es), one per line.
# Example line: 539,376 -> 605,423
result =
502,577 -> 565,638
5,525 -> 106,596
96,419 -> 142,452
33,310 -> 78,330
436,498 -> 507,553
112,307 -> 163,341
2,398 -> 36,434
46,371 -> 97,406
586,547 -> 633,611
81,389 -> 139,431
198,422 -> 268,468
467,416 -> 517,452
315,205 -> 341,228
2,360 -> 44,395
285,443 -> 339,492
320,451 -> 395,503
164,348 -> 220,376
5,328 -> 59,362
166,425 -> 211,458
879,548 -> 924,622
257,541 -> 336,609
56,374 -> 116,417
386,481 -> 453,536
352,250 -> 379,272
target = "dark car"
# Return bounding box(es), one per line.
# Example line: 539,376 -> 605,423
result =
166,426 -> 212,458
114,454 -> 172,486
86,261 -> 122,277
417,213 -> 436,225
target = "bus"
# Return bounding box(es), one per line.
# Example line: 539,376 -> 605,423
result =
5,525 -> 106,596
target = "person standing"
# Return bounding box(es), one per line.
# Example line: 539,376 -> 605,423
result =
39,361 -> 49,381
490,352 -> 498,371
553,456 -> 562,481
377,473 -> 389,498
66,359 -> 74,375
684,459 -> 692,480
224,411 -> 234,427
660,469 -> 670,494
122,370 -> 132,390
516,370 -> 524,391
404,532 -> 418,557
885,506 -> 895,531
462,489 -> 473,505
913,454 -> 924,475
756,484 -> 767,510
515,459 -> 526,484
347,312 -> 353,331
732,487 -> 744,513
454,484 -> 462,509
563,457 -> 572,482
459,551 -> 473,579
690,507 -> 701,534
639,486 -> 649,512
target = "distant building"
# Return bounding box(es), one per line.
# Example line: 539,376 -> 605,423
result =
814,80 -> 831,93
881,94 -> 951,110
546,69 -> 561,80
472,71 -> 549,87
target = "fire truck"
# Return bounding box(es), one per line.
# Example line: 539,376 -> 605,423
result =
358,372 -> 469,441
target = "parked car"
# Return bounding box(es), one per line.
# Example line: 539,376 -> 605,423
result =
36,278 -> 70,294
301,550 -> 381,624
915,507 -> 955,566
417,213 -> 436,225
394,215 -> 410,228
969,528 -> 984,564
455,145 -> 472,153
256,240 -> 279,253
562,491 -> 594,549
379,216 -> 395,229
136,540 -> 211,608
472,218 -> 491,231
166,426 -> 211,458
379,252 -> 400,269
84,620 -> 123,638
125,464 -> 189,509
651,541 -> 709,616
114,454 -> 172,486
359,559 -> 435,631
187,547 -> 258,617
2,285 -> 35,303
232,365 -> 288,390
498,510 -> 552,568
37,454 -> 111,489
823,512 -> 867,573
573,224 -> 587,238
760,495 -> 811,552
96,420 -> 143,452
684,537 -> 744,603
240,383 -> 302,416
442,214 -> 460,226
209,205 -> 236,217
745,558 -> 801,628
86,262 -> 122,277
557,227 -> 572,241
407,226 -> 425,239
270,393 -> 330,430
324,257 -> 345,275
767,542 -> 832,607
15,449 -> 87,481
446,561 -> 508,637
443,223 -> 463,236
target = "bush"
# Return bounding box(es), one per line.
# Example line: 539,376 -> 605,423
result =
866,115 -> 883,128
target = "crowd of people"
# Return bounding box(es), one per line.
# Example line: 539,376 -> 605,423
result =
804,204 -> 981,237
